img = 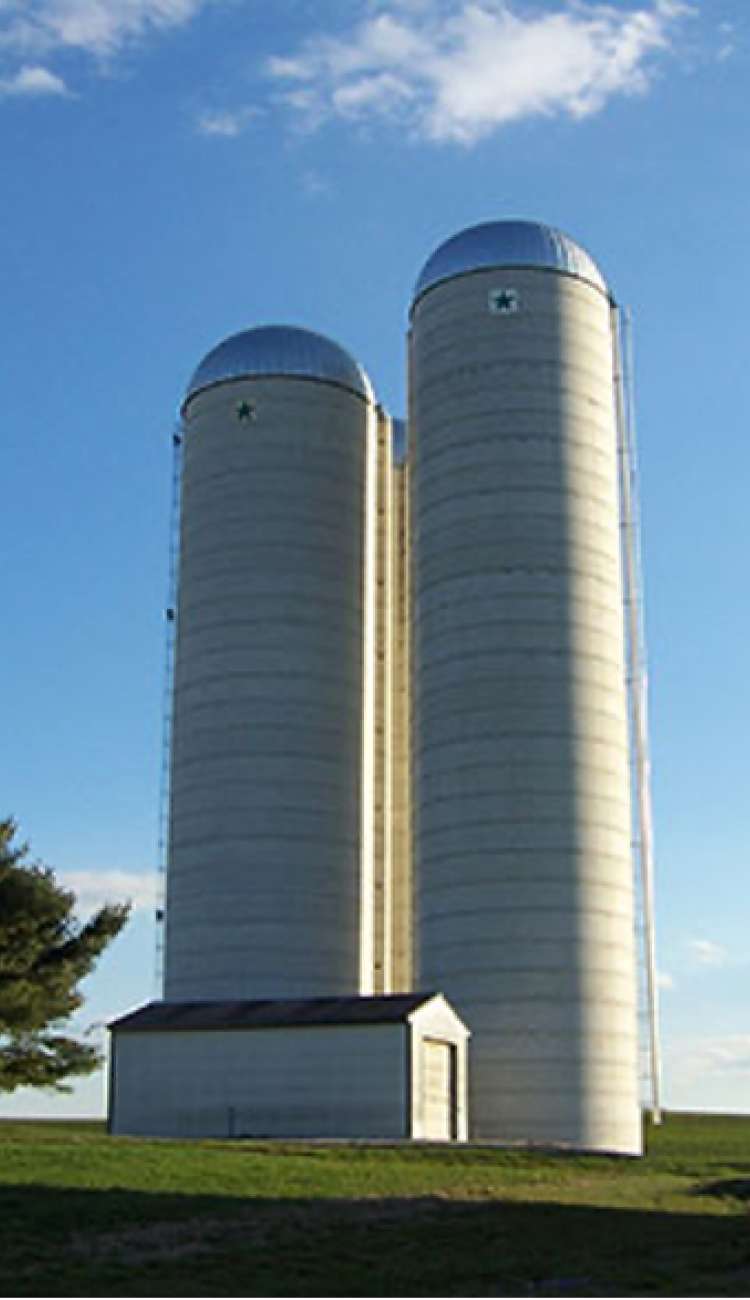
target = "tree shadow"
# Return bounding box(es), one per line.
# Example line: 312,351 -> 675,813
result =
693,1178 -> 750,1202
1,1182 -> 749,1297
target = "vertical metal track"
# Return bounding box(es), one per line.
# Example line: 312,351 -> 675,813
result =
382,411 -> 395,994
613,307 -> 663,1124
154,425 -> 183,998
359,397 -> 378,995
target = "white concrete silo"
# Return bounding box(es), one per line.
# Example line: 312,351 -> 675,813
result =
163,325 -> 379,1001
409,221 -> 641,1154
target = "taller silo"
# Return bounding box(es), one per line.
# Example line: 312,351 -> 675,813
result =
164,325 -> 378,1002
409,221 -> 641,1154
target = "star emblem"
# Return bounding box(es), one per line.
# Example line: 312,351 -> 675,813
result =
236,400 -> 256,422
489,288 -> 519,315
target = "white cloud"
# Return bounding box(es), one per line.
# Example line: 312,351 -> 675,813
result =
688,938 -> 729,967
196,105 -> 260,137
657,969 -> 675,990
670,1035 -> 750,1081
301,168 -> 332,198
0,0 -> 211,101
664,1032 -> 750,1112
59,0 -> 205,54
0,0 -> 213,107
699,1037 -> 750,1074
0,0 -> 207,58
716,23 -> 735,63
0,61 -> 67,93
60,868 -> 159,914
268,0 -> 691,145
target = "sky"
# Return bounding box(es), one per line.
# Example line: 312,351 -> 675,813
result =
1,0 -> 748,1122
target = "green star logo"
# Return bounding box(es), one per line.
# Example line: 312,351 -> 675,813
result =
236,400 -> 256,422
489,288 -> 519,315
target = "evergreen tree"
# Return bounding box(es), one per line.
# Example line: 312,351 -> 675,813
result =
0,819 -> 130,1092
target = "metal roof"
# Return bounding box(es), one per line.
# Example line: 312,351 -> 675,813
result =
110,993 -> 439,1034
412,220 -> 609,306
184,325 -> 374,407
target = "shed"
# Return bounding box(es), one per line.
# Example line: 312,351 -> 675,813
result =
108,993 -> 469,1141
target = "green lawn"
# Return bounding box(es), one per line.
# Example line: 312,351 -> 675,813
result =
1,1114 -> 748,1296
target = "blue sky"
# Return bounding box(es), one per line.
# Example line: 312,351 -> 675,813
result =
2,0 -> 748,1120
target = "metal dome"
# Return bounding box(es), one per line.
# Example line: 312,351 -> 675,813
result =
412,220 -> 609,306
184,324 -> 374,406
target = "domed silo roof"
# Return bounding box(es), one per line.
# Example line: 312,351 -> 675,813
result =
412,220 -> 609,308
184,324 -> 374,408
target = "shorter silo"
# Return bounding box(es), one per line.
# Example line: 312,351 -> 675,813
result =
164,325 -> 377,1002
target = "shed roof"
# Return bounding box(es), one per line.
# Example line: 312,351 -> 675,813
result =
109,993 -> 439,1034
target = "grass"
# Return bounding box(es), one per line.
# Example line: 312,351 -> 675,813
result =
0,1113 -> 748,1295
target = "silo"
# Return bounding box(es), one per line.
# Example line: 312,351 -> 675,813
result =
164,325 -> 378,1002
409,221 -> 641,1154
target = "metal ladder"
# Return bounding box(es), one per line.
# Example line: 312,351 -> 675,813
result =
154,425 -> 183,997
614,306 -> 662,1125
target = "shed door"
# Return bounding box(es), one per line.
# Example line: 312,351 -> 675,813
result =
421,1039 -> 455,1141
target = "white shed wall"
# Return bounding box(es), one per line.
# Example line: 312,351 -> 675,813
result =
410,996 -> 470,1141
110,1024 -> 408,1140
